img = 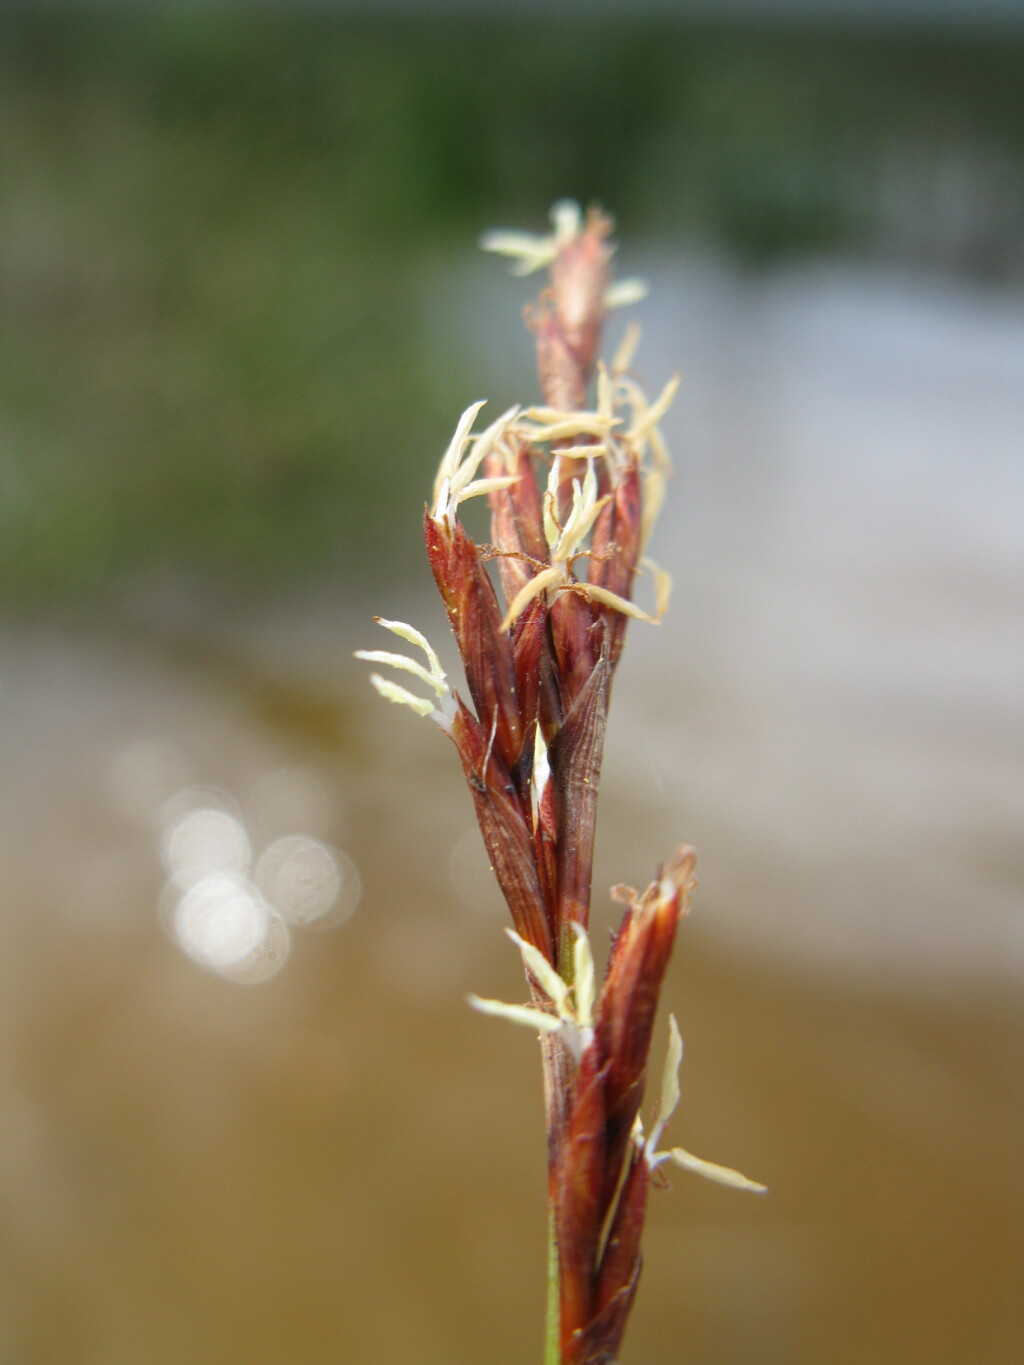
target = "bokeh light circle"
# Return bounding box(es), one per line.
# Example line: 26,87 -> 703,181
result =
256,835 -> 360,927
172,871 -> 290,983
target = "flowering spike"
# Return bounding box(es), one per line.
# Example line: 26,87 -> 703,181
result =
360,203 -> 761,1365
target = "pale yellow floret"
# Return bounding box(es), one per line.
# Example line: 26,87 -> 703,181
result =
469,921 -> 599,1061
354,649 -> 446,695
604,278 -> 649,309
597,364 -> 674,551
478,231 -> 560,276
581,583 -> 661,625
456,475 -> 521,504
553,462 -> 607,563
541,460 -> 562,549
499,565 -> 563,634
612,322 -> 642,375
552,443 -> 607,461
479,199 -> 583,276
570,923 -> 596,1030
639,467 -> 668,551
507,929 -> 570,1014
450,405 -> 519,499
431,317 -> 676,637
365,675 -> 436,718
355,618 -> 453,727
550,198 -> 583,244
596,362 -> 615,426
523,414 -> 619,444
644,1014 -> 767,1193
666,1148 -> 769,1194
432,402 -> 522,520
432,399 -> 487,517
644,557 -> 673,620
648,1013 -> 684,1157
627,374 -> 680,445
367,618 -> 445,683
499,460 -> 669,632
530,718 -> 551,831
614,372 -> 675,472
648,422 -> 671,472
467,995 -> 563,1034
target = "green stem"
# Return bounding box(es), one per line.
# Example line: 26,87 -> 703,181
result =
544,1205 -> 560,1365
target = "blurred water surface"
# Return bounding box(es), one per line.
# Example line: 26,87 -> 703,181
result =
1,254 -> 1021,1364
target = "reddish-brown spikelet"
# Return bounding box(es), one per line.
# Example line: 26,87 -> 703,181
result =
554,1042 -> 609,1357
574,1149 -> 647,1364
597,847 -> 696,1184
508,594 -> 549,752
588,458 -> 644,669
593,1146 -> 649,1328
551,847 -> 694,1360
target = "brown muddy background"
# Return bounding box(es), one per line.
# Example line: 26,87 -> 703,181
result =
1,11 -> 1023,1365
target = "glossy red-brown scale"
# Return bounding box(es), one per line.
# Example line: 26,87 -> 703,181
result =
555,1042 -> 608,1356
547,656 -> 610,936
593,1147 -> 648,1332
589,458 -> 644,668
448,700 -> 551,960
425,512 -> 525,774
485,439 -> 549,604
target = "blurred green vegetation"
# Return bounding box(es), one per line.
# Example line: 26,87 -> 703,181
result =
1,11 -> 1021,610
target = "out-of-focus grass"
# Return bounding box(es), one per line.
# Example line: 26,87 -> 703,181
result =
1,12 -> 1021,608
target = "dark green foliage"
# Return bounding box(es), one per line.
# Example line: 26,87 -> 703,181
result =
0,11 -> 1020,607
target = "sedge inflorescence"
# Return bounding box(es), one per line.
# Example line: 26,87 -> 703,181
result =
358,201 -> 763,1365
